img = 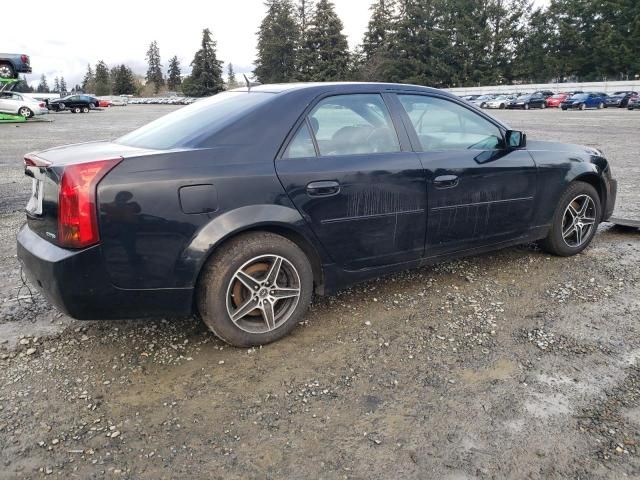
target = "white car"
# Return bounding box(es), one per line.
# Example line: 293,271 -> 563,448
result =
0,92 -> 48,117
485,95 -> 516,109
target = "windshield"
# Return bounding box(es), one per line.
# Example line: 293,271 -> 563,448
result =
551,94 -> 565,98
515,95 -> 529,101
116,92 -> 275,149
493,95 -> 508,100
571,94 -> 587,100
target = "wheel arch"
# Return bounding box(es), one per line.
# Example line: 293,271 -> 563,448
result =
571,172 -> 606,210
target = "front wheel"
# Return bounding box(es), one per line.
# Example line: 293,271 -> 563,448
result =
73,107 -> 81,113
580,103 -> 586,110
197,232 -> 313,347
541,102 -> 546,109
598,102 -> 604,109
82,106 -> 89,113
539,182 -> 601,256
18,107 -> 33,118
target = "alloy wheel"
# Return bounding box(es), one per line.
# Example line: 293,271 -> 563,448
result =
0,64 -> 13,78
226,254 -> 301,334
18,107 -> 31,118
561,194 -> 596,248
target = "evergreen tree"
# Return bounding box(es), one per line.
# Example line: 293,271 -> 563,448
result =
36,74 -> 49,93
111,65 -> 137,95
358,0 -> 396,81
82,64 -> 95,93
299,0 -> 349,81
226,63 -> 238,89
254,0 -> 299,83
59,76 -> 67,92
296,0 -> 314,33
182,28 -> 225,97
53,77 -> 60,92
145,40 -> 164,93
95,60 -> 111,96
167,56 -> 182,91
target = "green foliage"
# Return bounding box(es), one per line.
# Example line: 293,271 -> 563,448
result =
254,0 -> 299,83
112,65 -> 138,95
36,74 -> 49,93
226,63 -> 239,89
145,40 -> 164,94
182,28 -> 225,97
167,56 -> 182,91
95,60 -> 111,96
59,77 -> 67,93
53,77 -> 60,93
82,64 -> 95,93
298,0 -> 349,81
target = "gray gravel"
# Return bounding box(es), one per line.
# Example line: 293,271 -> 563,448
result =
0,105 -> 639,479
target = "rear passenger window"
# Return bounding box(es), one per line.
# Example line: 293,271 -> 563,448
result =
283,122 -> 316,158
308,94 -> 400,156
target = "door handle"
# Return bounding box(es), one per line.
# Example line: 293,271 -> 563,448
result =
434,175 -> 459,189
306,180 -> 340,197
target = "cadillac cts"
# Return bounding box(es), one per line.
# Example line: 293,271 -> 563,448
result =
17,83 -> 617,347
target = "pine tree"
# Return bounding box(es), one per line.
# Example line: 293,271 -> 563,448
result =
182,28 -> 225,97
111,65 -> 137,95
226,63 -> 238,89
358,0 -> 396,81
299,0 -> 349,81
95,60 -> 111,96
145,40 -> 164,93
82,64 -> 95,93
59,76 -> 67,93
53,77 -> 60,93
167,56 -> 182,91
254,0 -> 299,83
36,74 -> 49,93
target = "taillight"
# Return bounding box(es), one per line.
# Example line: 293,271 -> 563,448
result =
39,102 -> 45,108
21,55 -> 28,64
58,158 -> 121,248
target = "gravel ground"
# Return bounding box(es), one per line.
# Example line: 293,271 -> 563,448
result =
0,106 -> 639,479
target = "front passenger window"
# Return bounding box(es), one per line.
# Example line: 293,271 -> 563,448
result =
398,95 -> 503,151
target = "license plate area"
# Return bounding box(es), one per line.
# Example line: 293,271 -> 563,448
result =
25,178 -> 44,216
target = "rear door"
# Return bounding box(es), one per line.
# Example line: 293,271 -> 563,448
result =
394,93 -> 537,258
275,93 -> 427,271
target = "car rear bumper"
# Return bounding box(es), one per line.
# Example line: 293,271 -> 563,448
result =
17,224 -> 193,320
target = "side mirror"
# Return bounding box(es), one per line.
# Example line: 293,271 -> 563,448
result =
505,130 -> 526,149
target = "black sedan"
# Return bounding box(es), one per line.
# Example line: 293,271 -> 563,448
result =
506,93 -> 547,109
17,82 -> 617,347
48,94 -> 99,113
605,91 -> 638,108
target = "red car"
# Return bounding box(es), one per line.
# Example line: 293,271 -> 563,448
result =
546,93 -> 570,108
98,99 -> 112,108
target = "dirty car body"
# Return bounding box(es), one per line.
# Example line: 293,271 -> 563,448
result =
17,82 -> 617,342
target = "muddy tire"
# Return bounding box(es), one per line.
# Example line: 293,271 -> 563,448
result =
539,182 -> 601,257
197,231 -> 313,347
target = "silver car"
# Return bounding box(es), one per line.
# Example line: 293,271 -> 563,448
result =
485,95 -> 516,109
0,92 -> 48,117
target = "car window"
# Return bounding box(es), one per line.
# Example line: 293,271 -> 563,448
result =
282,122 -> 316,159
308,94 -> 400,156
398,95 -> 503,151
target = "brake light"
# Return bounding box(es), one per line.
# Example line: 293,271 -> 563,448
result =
39,102 -> 45,108
58,158 -> 121,248
21,55 -> 28,64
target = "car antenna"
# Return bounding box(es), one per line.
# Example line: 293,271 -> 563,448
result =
243,74 -> 261,92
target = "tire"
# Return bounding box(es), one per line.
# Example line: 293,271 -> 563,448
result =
499,103 -> 505,109
598,102 -> 604,109
89,103 -> 96,109
18,107 -> 33,118
524,103 -> 529,110
539,182 -> 601,257
82,106 -> 89,113
57,103 -> 65,111
0,62 -> 15,79
541,102 -> 546,109
580,103 -> 586,110
73,107 -> 81,113
197,231 -> 314,347
561,107 -> 567,111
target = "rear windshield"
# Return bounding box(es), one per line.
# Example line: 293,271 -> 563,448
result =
116,91 -> 275,149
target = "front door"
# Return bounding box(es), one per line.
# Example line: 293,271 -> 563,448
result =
276,93 -> 427,271
395,94 -> 537,258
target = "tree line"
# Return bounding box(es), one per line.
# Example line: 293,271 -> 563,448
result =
254,0 -> 640,87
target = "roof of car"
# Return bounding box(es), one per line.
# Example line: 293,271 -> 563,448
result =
230,81 -> 445,95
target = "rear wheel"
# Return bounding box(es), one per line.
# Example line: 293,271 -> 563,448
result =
541,102 -> 546,109
73,107 -> 81,113
197,232 -> 313,347
0,62 -> 15,79
18,107 -> 33,118
539,182 -> 601,256
580,103 -> 586,110
598,102 -> 604,109
82,106 -> 89,113
524,103 -> 530,110
89,103 -> 96,109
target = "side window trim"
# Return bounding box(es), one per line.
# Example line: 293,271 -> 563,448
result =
304,116 -> 320,157
392,93 -> 506,152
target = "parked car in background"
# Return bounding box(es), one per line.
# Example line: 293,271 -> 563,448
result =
48,95 -> 95,113
546,93 -> 571,108
484,94 -> 515,109
507,93 -> 547,109
604,91 -> 638,108
98,99 -> 112,108
0,53 -> 32,78
17,82 -> 617,347
532,90 -> 555,98
461,95 -> 481,101
0,92 -> 48,117
561,93 -> 607,110
627,94 -> 639,110
469,94 -> 496,108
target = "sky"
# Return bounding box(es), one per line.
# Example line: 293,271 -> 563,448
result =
4,0 -> 551,89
